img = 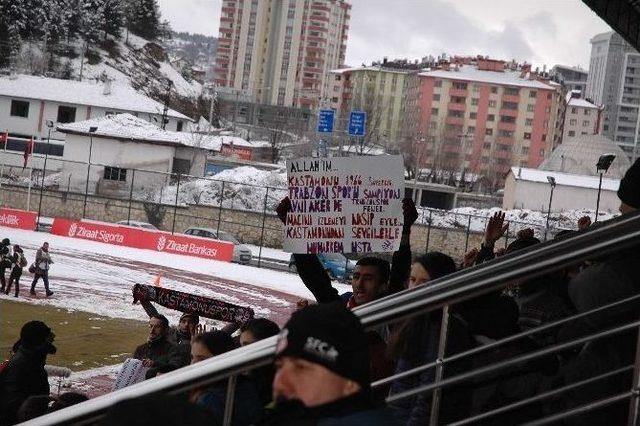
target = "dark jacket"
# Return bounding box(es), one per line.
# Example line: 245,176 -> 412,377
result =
194,376 -> 262,426
0,347 -> 50,425
259,390 -> 399,426
388,312 -> 475,426
133,337 -> 175,366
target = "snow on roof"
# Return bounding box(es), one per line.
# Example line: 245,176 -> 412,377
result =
57,113 -> 225,151
419,65 -> 557,90
0,74 -> 190,120
222,139 -> 272,148
568,97 -> 599,109
552,64 -> 588,74
509,167 -> 620,191
331,66 -> 415,75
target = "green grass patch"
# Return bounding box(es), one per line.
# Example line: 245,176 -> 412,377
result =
0,300 -> 149,371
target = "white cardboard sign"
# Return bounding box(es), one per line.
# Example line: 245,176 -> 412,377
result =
284,155 -> 404,254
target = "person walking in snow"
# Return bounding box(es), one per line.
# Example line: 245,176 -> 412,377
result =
5,245 -> 27,298
30,242 -> 53,297
0,238 -> 12,293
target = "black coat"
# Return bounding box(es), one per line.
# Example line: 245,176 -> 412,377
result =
0,347 -> 50,425
133,337 -> 175,366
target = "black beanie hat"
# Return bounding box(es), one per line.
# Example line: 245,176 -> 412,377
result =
414,252 -> 457,280
275,302 -> 370,387
506,235 -> 540,254
1,238 -> 9,246
179,312 -> 200,324
618,158 -> 640,208
20,321 -> 52,349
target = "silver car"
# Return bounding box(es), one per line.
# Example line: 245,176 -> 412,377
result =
117,220 -> 158,230
184,227 -> 253,264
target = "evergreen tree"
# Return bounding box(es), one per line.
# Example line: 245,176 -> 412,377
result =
101,0 -> 124,39
128,0 -> 166,40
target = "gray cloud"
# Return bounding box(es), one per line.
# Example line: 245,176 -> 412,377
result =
157,0 -> 612,70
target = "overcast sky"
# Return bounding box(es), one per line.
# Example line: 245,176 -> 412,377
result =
157,0 -> 612,70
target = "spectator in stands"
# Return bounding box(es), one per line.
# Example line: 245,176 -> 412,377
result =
239,318 -> 281,405
276,197 -> 417,388
132,314 -> 175,369
0,238 -> 11,293
147,313 -> 200,377
30,242 -> 53,297
455,212 -> 520,340
190,331 -> 262,425
0,321 -> 57,426
263,303 -> 397,425
4,245 -> 26,297
388,252 -> 475,425
17,392 -> 88,422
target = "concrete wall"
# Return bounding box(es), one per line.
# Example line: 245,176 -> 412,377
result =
1,184 -> 492,262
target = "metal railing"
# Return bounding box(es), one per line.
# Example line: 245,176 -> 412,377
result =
25,210 -> 640,425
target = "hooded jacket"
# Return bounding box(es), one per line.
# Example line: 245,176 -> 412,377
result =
0,346 -> 51,425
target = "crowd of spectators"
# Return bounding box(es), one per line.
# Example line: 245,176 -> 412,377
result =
1,159 -> 639,425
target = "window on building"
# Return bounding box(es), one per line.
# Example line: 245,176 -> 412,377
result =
104,167 -> 127,182
527,104 -> 535,112
570,119 -> 577,125
433,93 -> 441,101
10,100 -> 29,117
571,107 -> 577,113
471,98 -> 479,106
582,120 -> 590,127
448,110 -> 464,118
524,132 -> 531,139
498,129 -> 514,137
485,128 -> 493,135
502,102 -> 518,110
431,108 -> 439,115
547,93 -> 552,100
434,79 -> 442,87
529,91 -> 537,98
176,121 -> 184,132
505,87 -> 519,96
491,86 -> 498,94
467,126 -> 475,134
453,82 -> 468,90
488,100 -> 497,108
584,109 -> 590,115
521,147 -> 529,154
473,84 -> 480,92
483,142 -> 491,149
542,134 -> 547,141
525,118 -> 533,126
500,115 -> 516,123
482,156 -> 489,164
470,112 -> 477,119
450,96 -> 466,104
429,121 -> 437,130
487,114 -> 495,121
56,105 -> 76,123
582,131 -> 588,135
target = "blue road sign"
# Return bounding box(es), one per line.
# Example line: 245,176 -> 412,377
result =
317,109 -> 335,133
348,111 -> 367,136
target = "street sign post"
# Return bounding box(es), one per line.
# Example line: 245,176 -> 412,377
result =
317,109 -> 335,133
348,111 -> 367,136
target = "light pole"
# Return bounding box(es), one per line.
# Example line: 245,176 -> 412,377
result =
82,126 -> 98,218
545,176 -> 556,240
595,153 -> 616,222
36,120 -> 54,228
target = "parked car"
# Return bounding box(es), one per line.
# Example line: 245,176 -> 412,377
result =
184,227 -> 253,264
288,252 -> 355,282
117,220 -> 158,230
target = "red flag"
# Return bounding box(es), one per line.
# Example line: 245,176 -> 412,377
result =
23,137 -> 34,169
0,132 -> 7,147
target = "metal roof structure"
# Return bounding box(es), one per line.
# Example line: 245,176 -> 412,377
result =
582,0 -> 640,50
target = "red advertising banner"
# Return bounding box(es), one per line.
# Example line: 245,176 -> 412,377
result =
221,143 -> 252,161
50,219 -> 234,262
0,208 -> 37,230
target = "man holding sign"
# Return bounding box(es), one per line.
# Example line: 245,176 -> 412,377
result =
277,155 -> 418,390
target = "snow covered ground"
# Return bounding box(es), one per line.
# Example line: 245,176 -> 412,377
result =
0,227 -> 350,328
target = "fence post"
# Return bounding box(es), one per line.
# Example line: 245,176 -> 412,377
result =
257,188 -> 269,268
426,210 -> 432,252
217,180 -> 225,235
429,304 -> 450,426
171,173 -> 181,235
464,215 -> 472,252
126,169 -> 136,225
222,375 -> 237,426
82,163 -> 90,219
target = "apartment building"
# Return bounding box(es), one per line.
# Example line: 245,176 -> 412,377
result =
550,65 -> 589,94
562,91 -> 603,140
214,0 -> 350,110
585,31 -> 640,156
404,58 -> 561,186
